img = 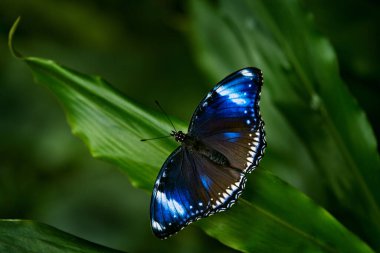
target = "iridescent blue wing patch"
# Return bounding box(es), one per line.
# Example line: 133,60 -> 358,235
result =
150,67 -> 266,239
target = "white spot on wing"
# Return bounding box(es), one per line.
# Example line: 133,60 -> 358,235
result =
232,98 -> 246,105
231,184 -> 238,191
173,200 -> 185,216
217,89 -> 229,96
216,88 -> 247,105
157,190 -> 185,217
241,69 -> 253,77
229,93 -> 239,99
152,220 -> 163,231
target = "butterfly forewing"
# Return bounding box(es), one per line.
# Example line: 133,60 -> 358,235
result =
189,68 -> 263,136
150,147 -> 211,239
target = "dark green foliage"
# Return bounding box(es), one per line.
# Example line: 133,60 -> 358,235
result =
0,220 -> 124,253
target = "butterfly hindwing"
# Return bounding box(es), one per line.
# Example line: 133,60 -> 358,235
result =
191,151 -> 247,211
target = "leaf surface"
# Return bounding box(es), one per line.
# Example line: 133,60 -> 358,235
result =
0,220 -> 124,253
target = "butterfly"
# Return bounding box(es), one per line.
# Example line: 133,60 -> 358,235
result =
150,67 -> 266,239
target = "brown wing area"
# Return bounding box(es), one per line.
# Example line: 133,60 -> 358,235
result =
189,149 -> 246,213
202,121 -> 266,173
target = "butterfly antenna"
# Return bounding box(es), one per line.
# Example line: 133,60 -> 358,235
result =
155,100 -> 177,132
140,135 -> 172,142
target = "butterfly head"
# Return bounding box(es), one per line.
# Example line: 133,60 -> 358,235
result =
171,130 -> 186,143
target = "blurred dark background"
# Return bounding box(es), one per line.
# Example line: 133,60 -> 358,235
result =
0,0 -> 378,252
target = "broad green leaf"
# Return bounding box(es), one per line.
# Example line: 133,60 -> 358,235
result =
188,0 -> 380,250
9,18 -> 375,253
0,220 -> 124,253
23,56 -> 184,189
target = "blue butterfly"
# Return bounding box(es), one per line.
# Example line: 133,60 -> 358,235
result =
150,67 -> 266,239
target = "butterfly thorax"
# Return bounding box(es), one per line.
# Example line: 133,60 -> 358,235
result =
171,130 -> 229,166
171,130 -> 187,142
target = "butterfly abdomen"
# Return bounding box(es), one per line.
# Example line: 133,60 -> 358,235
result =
205,149 -> 229,166
183,135 -> 229,167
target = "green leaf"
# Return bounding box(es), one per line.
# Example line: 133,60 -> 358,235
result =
0,220 -> 124,253
24,56 -> 186,190
9,17 -> 375,253
188,0 -> 380,250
